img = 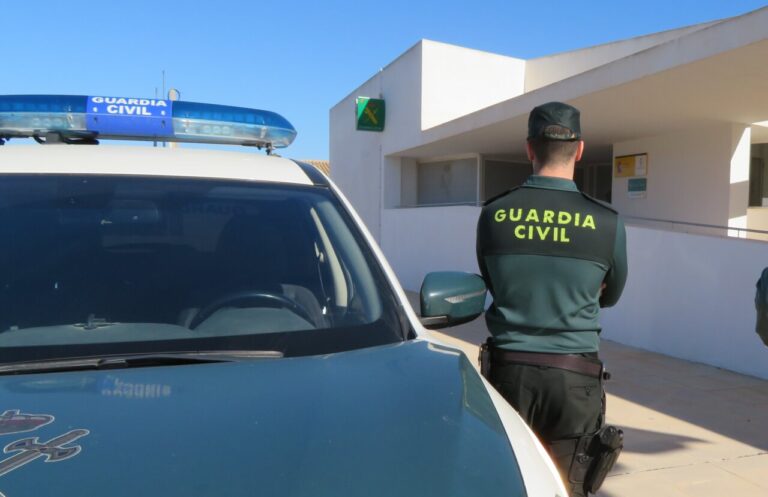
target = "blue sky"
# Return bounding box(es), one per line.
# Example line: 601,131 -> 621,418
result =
2,0 -> 766,159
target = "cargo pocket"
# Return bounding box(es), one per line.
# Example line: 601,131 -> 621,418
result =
567,381 -> 603,433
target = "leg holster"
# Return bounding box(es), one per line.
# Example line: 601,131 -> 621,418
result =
478,338 -> 491,379
556,425 -> 623,495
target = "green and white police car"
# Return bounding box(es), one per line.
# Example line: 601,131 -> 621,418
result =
0,95 -> 566,497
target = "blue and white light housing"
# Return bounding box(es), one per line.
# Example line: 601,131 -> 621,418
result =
0,95 -> 297,149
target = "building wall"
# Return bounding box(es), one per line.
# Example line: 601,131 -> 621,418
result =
601,225 -> 768,380
420,40 -> 526,129
611,124 -> 750,228
378,205 -> 768,379
331,41 -> 528,239
329,43 -> 424,241
380,206 -> 481,291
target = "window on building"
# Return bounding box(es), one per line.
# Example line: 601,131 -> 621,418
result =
750,157 -> 765,207
415,158 -> 478,206
482,160 -> 531,201
749,144 -> 768,207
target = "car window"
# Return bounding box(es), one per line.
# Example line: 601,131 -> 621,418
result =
0,175 -> 406,363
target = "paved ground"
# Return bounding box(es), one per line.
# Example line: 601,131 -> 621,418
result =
405,293 -> 768,497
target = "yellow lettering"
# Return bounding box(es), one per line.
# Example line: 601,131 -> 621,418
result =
574,212 -> 581,226
536,226 -> 551,240
558,211 -> 572,224
582,215 -> 596,230
510,209 -> 522,222
514,225 -> 526,239
525,209 -> 539,223
543,210 -> 555,223
494,209 -> 506,222
554,227 -> 559,242
560,228 -> 571,243
528,225 -> 534,240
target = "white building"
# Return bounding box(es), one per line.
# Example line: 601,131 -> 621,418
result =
330,7 -> 768,379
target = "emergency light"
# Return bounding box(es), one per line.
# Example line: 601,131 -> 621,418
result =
0,95 -> 297,150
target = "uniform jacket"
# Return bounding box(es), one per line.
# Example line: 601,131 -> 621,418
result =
476,175 -> 628,353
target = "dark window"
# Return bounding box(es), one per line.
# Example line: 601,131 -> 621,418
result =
750,157 -> 765,207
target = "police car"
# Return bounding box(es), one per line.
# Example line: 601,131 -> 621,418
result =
0,95 -> 566,497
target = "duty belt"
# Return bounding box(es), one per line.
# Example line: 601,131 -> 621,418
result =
490,348 -> 603,378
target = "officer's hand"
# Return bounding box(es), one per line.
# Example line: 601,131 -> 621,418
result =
600,283 -> 607,294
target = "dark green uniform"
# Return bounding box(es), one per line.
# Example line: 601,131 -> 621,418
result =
476,174 -> 627,496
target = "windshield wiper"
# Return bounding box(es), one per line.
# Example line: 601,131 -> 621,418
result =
0,350 -> 283,376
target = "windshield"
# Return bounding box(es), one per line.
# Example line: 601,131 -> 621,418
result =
0,175 -> 406,364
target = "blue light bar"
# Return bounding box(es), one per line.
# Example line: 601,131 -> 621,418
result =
0,95 -> 297,149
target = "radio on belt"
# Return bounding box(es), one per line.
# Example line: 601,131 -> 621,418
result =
0,94 -> 297,152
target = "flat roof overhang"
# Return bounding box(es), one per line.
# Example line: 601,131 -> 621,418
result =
390,7 -> 768,163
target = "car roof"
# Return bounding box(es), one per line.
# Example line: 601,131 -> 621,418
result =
0,145 -> 314,185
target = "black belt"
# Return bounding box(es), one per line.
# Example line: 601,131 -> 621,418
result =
490,348 -> 603,378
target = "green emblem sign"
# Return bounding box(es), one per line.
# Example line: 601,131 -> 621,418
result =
356,97 -> 385,132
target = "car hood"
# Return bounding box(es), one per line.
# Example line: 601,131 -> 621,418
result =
0,340 -> 526,497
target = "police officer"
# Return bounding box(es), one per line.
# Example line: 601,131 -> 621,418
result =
476,102 -> 628,496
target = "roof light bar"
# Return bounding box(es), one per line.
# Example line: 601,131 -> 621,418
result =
0,95 -> 297,149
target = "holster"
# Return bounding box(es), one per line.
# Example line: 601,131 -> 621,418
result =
567,425 -> 624,494
587,425 -> 623,493
478,339 -> 491,379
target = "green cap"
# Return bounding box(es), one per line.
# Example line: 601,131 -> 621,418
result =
527,101 -> 581,140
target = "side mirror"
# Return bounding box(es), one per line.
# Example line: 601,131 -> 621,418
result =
419,271 -> 487,329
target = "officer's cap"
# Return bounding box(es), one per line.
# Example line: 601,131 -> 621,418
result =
527,102 -> 581,141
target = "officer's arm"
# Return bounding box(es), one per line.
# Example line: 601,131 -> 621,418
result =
600,217 -> 627,307
476,208 -> 492,289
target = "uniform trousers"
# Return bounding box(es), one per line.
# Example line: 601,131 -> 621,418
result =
489,356 -> 604,497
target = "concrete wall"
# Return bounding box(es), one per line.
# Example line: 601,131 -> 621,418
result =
746,208 -> 768,241
611,124 -> 750,228
378,206 -> 768,379
524,21 -> 717,91
380,206 -> 481,291
420,40 -> 526,129
601,226 -> 768,380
